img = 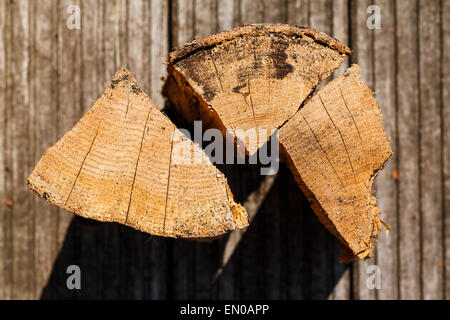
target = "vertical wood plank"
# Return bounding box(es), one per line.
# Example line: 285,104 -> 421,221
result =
149,0 -> 169,109
287,0 -> 309,26
418,0 -> 443,299
217,0 -> 238,32
10,0 -> 34,299
350,0 -> 377,300
0,0 -> 11,300
32,0 -> 60,299
372,0 -> 399,300
443,0 -> 450,300
240,0 -> 264,23
396,0 -> 421,300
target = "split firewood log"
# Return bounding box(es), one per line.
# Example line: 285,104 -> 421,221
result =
165,24 -> 351,155
279,65 -> 392,260
27,68 -> 248,238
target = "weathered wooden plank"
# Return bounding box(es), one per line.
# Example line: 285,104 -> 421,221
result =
56,0 -> 82,299
217,0 -> 238,32
418,0 -> 443,300
350,0 -> 376,300
32,0 -> 60,299
149,0 -> 169,109
396,0 -> 421,300
0,0 -> 11,300
443,0 -> 450,300
240,0 -> 264,23
372,0 -> 398,300
10,0 -> 35,299
286,0 -> 309,26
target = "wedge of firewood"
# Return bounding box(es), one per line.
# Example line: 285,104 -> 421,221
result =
165,24 -> 351,155
279,65 -> 392,259
27,68 -> 248,238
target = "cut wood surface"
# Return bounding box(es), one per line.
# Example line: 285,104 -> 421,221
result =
166,24 -> 351,154
279,65 -> 392,259
27,68 -> 248,238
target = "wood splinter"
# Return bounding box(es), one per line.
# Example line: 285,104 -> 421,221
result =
27,68 -> 248,238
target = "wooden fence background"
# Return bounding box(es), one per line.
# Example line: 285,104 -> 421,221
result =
0,0 -> 448,299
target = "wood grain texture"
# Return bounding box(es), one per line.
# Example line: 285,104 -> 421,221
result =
396,0 -> 421,300
418,0 -> 443,300
372,0 -> 398,300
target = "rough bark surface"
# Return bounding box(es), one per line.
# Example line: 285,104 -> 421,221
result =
27,68 -> 248,238
166,24 -> 351,154
279,65 -> 392,259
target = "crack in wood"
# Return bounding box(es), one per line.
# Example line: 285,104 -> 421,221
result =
209,52 -> 224,93
162,128 -> 176,232
124,106 -> 153,225
65,120 -> 102,206
318,93 -> 358,185
338,84 -> 363,145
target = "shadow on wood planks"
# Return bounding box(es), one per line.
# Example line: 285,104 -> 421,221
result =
40,161 -> 349,299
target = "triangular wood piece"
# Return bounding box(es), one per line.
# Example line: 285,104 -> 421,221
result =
28,68 -> 248,238
165,24 -> 351,155
279,65 -> 392,259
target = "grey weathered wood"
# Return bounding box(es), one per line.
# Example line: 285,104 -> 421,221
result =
418,0 -> 443,300
55,0 -> 83,299
10,0 -> 34,299
372,0 -> 398,300
396,0 -> 421,300
0,0 -> 11,300
32,0 -> 60,299
443,0 -> 450,300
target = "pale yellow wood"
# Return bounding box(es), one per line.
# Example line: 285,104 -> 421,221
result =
28,68 -> 248,238
166,24 -> 351,154
279,65 -> 392,259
